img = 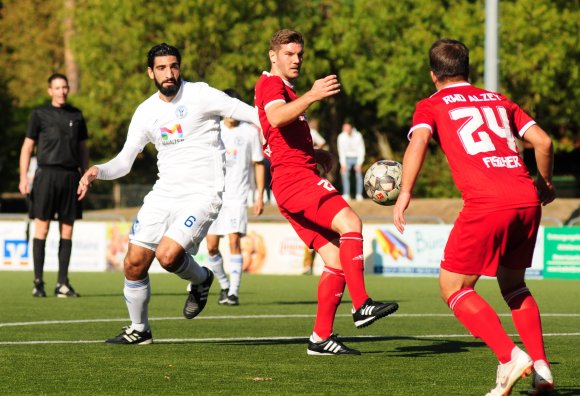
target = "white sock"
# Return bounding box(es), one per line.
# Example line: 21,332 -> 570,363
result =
174,254 -> 208,284
228,254 -> 243,296
124,277 -> 150,332
310,331 -> 323,342
207,253 -> 229,290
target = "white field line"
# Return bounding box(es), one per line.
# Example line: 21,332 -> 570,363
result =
1,333 -> 580,346
0,313 -> 579,328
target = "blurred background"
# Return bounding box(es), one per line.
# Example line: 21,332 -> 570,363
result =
0,0 -> 578,212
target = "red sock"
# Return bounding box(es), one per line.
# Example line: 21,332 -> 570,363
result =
448,288 -> 516,363
339,232 -> 369,309
503,285 -> 547,363
313,266 -> 346,340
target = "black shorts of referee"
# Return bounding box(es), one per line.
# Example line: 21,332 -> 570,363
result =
29,166 -> 83,221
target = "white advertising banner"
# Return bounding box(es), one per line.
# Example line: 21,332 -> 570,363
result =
0,220 -> 546,277
368,224 -> 544,278
0,221 -> 108,272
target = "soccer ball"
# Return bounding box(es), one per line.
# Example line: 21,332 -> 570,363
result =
363,160 -> 402,206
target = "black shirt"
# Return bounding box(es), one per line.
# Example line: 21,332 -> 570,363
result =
26,102 -> 88,169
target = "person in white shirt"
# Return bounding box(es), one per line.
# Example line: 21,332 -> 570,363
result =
337,122 -> 365,201
77,43 -> 259,345
206,89 -> 265,306
308,119 -> 326,149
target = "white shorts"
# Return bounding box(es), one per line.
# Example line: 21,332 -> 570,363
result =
129,191 -> 222,255
207,202 -> 248,236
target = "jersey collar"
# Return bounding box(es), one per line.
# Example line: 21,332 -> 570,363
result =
262,71 -> 294,89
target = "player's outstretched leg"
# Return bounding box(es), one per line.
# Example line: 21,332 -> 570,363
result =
339,232 -> 399,328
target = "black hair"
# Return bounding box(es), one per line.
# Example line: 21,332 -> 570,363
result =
147,43 -> 181,68
47,73 -> 68,86
429,39 -> 469,81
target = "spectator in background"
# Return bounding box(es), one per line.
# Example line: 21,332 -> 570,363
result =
19,73 -> 88,298
337,122 -> 365,201
308,119 -> 327,149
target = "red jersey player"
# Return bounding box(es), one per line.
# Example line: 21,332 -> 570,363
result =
393,39 -> 555,395
255,29 -> 398,356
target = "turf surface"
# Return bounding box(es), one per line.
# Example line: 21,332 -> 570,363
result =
0,272 -> 578,395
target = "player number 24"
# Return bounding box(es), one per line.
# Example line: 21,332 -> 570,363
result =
450,106 -> 517,155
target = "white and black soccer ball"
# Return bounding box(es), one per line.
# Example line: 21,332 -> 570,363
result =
363,160 -> 402,206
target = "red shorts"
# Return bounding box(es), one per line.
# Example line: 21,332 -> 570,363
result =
442,206 -> 541,277
274,173 -> 348,250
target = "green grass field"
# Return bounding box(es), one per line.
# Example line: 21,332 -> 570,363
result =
0,272 -> 578,395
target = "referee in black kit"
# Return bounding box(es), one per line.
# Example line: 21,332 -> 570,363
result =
18,73 -> 89,298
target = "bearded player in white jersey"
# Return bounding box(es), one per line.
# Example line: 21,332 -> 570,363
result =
205,89 -> 265,306
77,43 -> 259,345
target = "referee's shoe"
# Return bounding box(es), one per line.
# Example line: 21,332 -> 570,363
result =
55,282 -> 80,298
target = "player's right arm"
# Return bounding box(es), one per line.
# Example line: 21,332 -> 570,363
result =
265,75 -> 340,128
522,124 -> 555,205
19,137 -> 35,195
77,143 -> 141,200
393,127 -> 431,234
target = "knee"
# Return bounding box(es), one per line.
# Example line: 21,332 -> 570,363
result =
207,246 -> 220,256
343,212 -> 362,234
155,246 -> 183,271
123,257 -> 147,280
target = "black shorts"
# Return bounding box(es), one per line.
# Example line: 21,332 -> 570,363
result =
29,167 -> 83,222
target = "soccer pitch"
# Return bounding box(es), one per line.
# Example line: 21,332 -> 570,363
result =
0,272 -> 578,395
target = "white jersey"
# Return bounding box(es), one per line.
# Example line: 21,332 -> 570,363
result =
221,121 -> 264,205
125,81 -> 259,198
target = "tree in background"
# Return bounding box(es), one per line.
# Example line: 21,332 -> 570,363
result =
0,0 -> 578,202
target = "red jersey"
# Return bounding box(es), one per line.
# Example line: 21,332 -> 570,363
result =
254,72 -> 318,192
410,82 -> 539,211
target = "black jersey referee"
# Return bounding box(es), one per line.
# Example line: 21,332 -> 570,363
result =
18,73 -> 89,298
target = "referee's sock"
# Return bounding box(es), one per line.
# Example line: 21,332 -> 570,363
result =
57,239 -> 72,285
32,238 -> 46,282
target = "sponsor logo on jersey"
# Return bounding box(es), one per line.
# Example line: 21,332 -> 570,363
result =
160,124 -> 184,145
3,240 -> 29,266
175,105 -> 188,119
225,148 -> 239,167
375,228 -> 413,261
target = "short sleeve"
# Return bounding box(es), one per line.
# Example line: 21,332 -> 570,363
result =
259,76 -> 287,111
26,109 -> 41,140
409,99 -> 435,140
505,97 -> 536,138
77,113 -> 88,141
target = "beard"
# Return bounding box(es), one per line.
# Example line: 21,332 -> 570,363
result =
154,76 -> 181,97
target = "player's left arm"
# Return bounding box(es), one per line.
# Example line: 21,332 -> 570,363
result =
393,127 -> 431,233
253,160 -> 265,216
521,124 -> 555,205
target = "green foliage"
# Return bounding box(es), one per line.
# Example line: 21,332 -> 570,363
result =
414,146 -> 462,198
0,0 -> 578,199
